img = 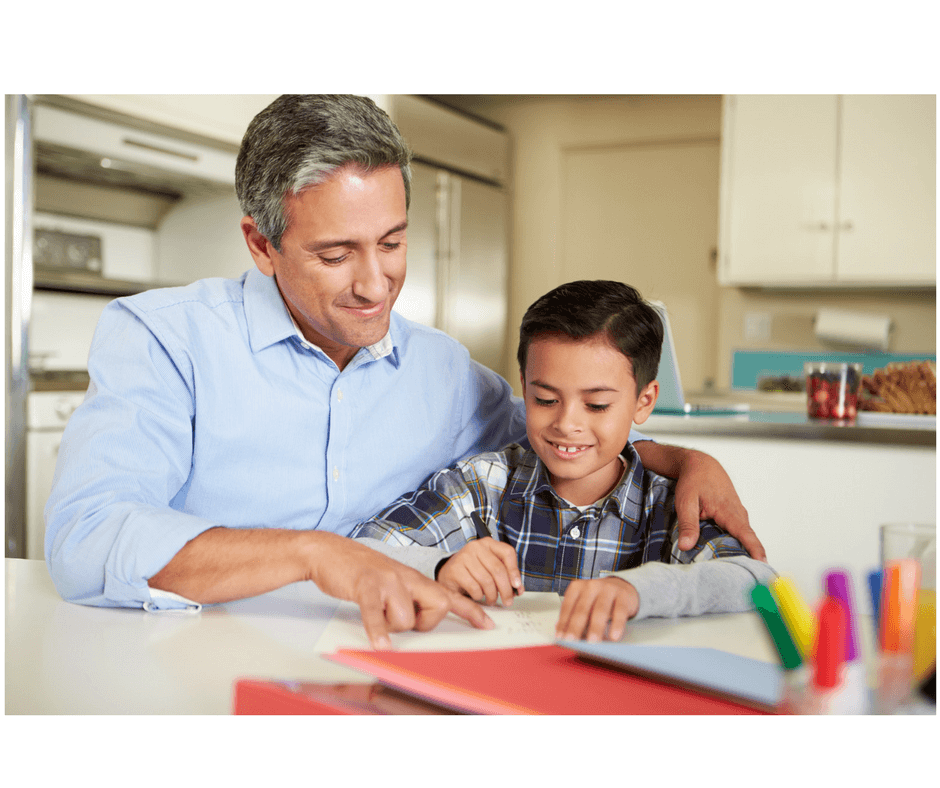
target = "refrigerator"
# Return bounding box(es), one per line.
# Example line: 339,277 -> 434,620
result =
388,96 -> 510,380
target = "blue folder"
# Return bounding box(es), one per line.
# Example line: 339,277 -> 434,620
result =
560,641 -> 783,711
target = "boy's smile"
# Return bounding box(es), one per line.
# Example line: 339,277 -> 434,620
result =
522,334 -> 658,506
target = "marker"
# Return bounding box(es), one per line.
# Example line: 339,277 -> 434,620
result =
823,570 -> 869,713
751,584 -> 806,713
770,576 -> 817,660
470,511 -> 491,542
877,559 -> 920,713
880,559 -> 920,654
825,571 -> 860,661
469,511 -> 521,599
867,569 -> 883,633
807,596 -> 847,714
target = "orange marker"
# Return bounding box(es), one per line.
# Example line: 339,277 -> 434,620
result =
878,559 -> 921,713
880,559 -> 920,654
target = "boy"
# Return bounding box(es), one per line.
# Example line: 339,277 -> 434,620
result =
353,281 -> 776,641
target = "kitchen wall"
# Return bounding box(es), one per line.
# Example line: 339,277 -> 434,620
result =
431,95 -> 937,395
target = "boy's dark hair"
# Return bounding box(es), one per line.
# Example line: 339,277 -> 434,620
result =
517,280 -> 663,391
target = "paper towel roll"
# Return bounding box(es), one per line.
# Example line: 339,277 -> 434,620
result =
814,308 -> 892,351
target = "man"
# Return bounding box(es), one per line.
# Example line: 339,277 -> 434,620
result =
45,94 -> 764,650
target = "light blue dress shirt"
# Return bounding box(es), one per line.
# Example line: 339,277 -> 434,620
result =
44,268 -> 647,610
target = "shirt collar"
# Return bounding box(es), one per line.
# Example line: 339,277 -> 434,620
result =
243,267 -> 399,365
284,305 -> 395,363
243,268 -> 297,353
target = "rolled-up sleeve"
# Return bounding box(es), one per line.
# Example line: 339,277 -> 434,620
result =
44,300 -> 220,610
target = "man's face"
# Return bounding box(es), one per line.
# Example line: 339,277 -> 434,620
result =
243,164 -> 407,370
522,334 -> 657,506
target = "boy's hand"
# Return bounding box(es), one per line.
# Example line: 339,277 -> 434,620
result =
556,577 -> 639,642
437,537 -> 523,606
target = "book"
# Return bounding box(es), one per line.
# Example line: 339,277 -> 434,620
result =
325,644 -> 774,714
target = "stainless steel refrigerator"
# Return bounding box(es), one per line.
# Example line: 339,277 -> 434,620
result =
389,96 -> 510,380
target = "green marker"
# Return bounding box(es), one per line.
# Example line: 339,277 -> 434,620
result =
752,584 -> 802,669
752,583 -> 809,712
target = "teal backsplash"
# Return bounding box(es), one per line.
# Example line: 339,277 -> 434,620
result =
731,351 -> 936,389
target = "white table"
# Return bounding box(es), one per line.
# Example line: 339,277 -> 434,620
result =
3,557 -> 796,715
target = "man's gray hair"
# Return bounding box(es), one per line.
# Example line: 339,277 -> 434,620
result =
236,94 -> 413,251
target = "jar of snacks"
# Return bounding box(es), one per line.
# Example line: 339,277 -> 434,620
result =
805,362 -> 863,420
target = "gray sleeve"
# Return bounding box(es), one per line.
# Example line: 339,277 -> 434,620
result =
611,556 -> 777,620
354,537 -> 454,580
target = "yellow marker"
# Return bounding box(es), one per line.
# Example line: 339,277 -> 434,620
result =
770,576 -> 817,659
914,587 -> 936,682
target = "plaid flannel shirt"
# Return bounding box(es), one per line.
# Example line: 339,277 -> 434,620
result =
352,442 -> 748,594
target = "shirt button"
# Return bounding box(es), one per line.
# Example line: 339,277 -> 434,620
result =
570,526 -> 581,539
337,390 -> 344,402
333,467 -> 339,481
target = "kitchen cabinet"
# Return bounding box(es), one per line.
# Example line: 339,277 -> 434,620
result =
64,94 -> 280,147
719,95 -> 936,287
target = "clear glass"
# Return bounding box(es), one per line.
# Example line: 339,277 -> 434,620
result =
804,361 -> 862,420
880,523 -> 936,683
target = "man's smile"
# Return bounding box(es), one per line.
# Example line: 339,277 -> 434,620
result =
340,300 -> 385,317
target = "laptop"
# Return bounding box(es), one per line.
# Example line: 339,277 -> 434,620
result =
649,301 -> 749,416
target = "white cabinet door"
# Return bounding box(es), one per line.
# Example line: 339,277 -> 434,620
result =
719,94 -> 936,287
837,95 -> 936,283
719,95 -> 838,285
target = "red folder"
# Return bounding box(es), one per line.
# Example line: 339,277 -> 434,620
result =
233,679 -> 457,715
325,644 -> 772,714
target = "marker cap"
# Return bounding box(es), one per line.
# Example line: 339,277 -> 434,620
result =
824,570 -> 860,662
770,576 -> 817,659
867,569 -> 883,632
814,597 -> 846,690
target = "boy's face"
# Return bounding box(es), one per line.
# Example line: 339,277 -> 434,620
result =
522,334 -> 658,506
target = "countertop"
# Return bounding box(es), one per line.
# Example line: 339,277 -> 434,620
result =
645,410 -> 935,446
648,389 -> 935,446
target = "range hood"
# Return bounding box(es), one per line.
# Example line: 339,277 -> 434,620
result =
30,98 -> 245,297
32,99 -> 238,197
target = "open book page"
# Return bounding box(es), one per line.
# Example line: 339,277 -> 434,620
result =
313,591 -> 563,655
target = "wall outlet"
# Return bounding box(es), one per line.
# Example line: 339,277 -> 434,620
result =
744,311 -> 772,342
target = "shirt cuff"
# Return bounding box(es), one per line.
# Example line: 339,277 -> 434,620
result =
143,587 -> 203,613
